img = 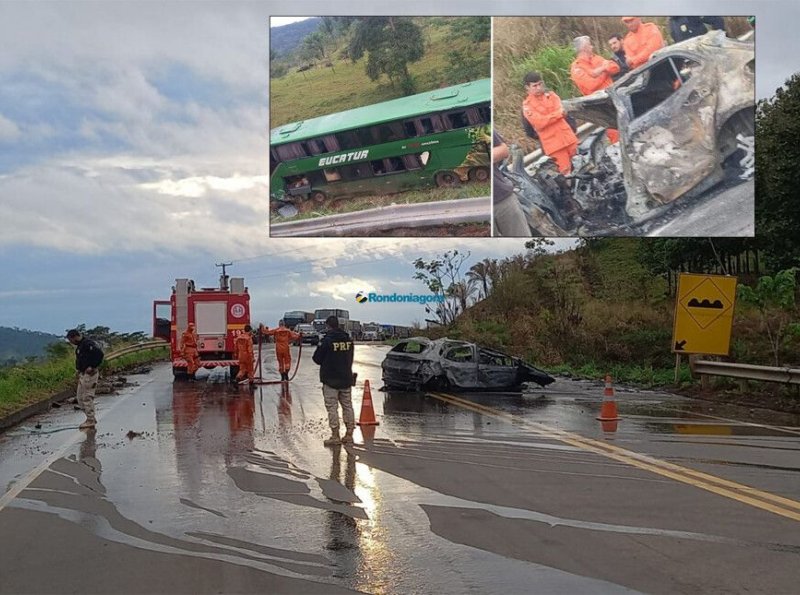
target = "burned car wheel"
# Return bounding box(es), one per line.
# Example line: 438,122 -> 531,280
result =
425,375 -> 451,391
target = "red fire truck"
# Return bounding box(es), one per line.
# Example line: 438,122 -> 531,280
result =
153,273 -> 251,380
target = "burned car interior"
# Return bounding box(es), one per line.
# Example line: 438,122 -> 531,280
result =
505,31 -> 754,237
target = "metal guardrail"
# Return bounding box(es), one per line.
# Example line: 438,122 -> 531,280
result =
691,360 -> 800,385
106,340 -> 169,362
270,196 -> 491,237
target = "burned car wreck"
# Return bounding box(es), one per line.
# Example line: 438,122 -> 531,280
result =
505,31 -> 755,235
381,337 -> 555,391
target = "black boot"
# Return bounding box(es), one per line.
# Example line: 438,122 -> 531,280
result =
281,372 -> 289,381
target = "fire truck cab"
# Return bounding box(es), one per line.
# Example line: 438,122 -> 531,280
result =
153,274 -> 251,380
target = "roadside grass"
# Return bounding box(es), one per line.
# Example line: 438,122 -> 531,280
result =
0,347 -> 168,420
270,17 -> 490,127
271,182 -> 490,223
548,361 -> 693,388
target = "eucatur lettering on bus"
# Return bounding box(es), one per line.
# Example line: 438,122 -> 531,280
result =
318,150 -> 369,167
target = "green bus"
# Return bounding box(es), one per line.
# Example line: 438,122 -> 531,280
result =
270,78 -> 491,204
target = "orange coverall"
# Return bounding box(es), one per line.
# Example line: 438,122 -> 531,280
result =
623,22 -> 665,70
522,91 -> 579,174
570,54 -> 620,144
234,332 -> 255,382
180,326 -> 201,376
262,327 -> 301,374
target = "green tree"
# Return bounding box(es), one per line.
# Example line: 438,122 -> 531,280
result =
413,250 -> 470,326
755,74 -> 800,272
737,269 -> 800,366
348,17 -> 424,94
442,17 -> 491,83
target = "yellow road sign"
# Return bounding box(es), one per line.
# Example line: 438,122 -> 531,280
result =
672,273 -> 737,355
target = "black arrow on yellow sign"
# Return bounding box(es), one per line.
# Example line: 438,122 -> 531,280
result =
674,340 -> 687,351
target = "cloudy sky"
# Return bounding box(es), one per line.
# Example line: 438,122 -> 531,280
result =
0,1 -> 795,336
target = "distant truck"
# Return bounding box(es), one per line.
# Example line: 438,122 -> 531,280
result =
282,310 -> 314,329
153,273 -> 250,380
312,308 -> 350,335
295,323 -> 320,346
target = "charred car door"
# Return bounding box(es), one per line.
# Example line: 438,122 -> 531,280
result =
441,344 -> 479,389
476,348 -> 519,389
610,51 -> 719,216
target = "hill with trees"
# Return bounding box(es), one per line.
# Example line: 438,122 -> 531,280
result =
0,327 -> 62,366
270,17 -> 490,127
269,18 -> 321,58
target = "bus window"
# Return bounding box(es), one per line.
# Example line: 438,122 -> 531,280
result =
402,154 -> 422,170
342,164 -> 372,180
372,122 -> 404,143
445,111 -> 469,129
370,159 -> 386,175
323,168 -> 342,182
419,117 -> 434,134
477,104 -> 491,124
466,107 -> 484,125
387,157 -> 406,172
307,171 -> 326,186
319,134 -> 340,153
301,139 -> 324,155
337,130 -> 361,150
275,142 -> 307,161
403,120 -> 417,137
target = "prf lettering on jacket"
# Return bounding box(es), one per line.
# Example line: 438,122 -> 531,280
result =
332,341 -> 353,352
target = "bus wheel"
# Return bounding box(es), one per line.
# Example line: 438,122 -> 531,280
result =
173,367 -> 189,381
435,171 -> 460,188
229,365 -> 240,382
310,190 -> 327,203
468,167 -> 490,182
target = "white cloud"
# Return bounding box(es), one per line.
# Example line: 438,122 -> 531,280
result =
0,113 -> 20,142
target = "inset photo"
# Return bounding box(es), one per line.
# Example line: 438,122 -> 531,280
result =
269,17 -> 491,237
493,16 -> 755,237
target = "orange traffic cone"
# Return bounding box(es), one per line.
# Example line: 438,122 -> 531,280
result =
358,424 -> 377,445
597,374 -> 620,421
601,419 -> 619,433
356,379 -> 380,426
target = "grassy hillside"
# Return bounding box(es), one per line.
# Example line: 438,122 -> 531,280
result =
270,17 -> 491,128
423,239 -> 799,391
269,18 -> 321,58
0,327 -> 62,366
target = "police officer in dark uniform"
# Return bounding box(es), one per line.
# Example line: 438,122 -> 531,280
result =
312,315 -> 356,446
669,16 -> 726,43
66,329 -> 105,429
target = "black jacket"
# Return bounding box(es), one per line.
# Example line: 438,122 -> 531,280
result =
669,16 -> 726,43
312,328 -> 354,389
611,51 -> 629,81
75,337 -> 104,373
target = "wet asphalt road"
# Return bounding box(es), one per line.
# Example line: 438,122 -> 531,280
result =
1,343 -> 799,594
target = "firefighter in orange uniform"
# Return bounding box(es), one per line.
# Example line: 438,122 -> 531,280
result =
259,320 -> 301,381
180,323 -> 201,379
569,36 -> 620,144
621,17 -> 665,70
233,324 -> 255,384
522,71 -> 579,174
